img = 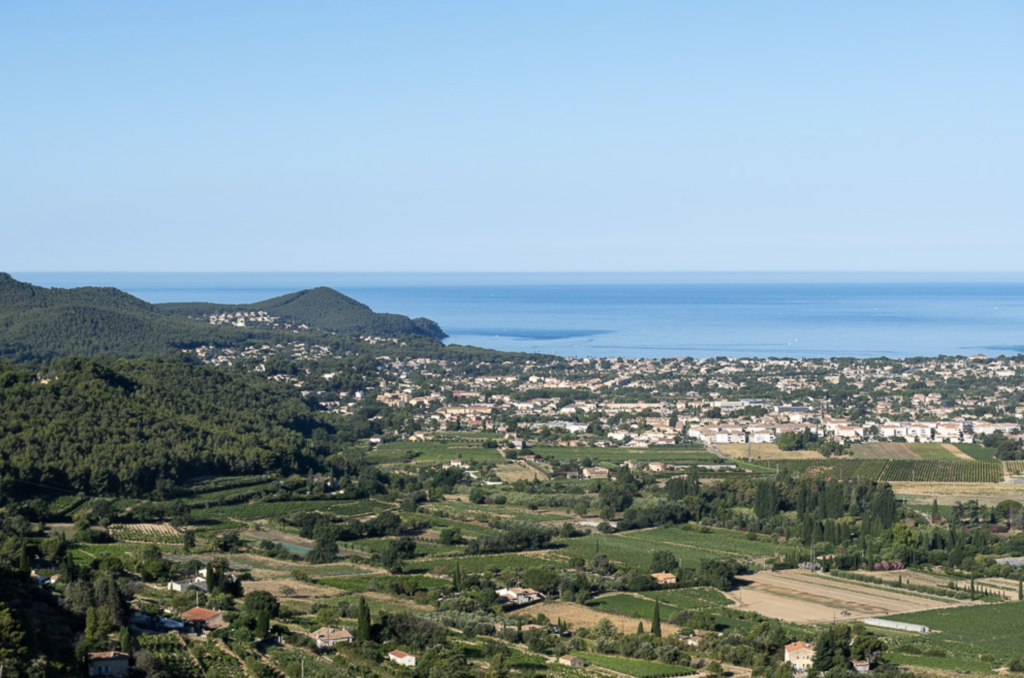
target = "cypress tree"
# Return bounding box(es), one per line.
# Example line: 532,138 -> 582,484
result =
256,610 -> 270,639
637,621 -> 644,634
651,600 -> 662,638
357,596 -> 371,641
453,561 -> 462,591
119,626 -> 132,656
18,542 -> 30,574
931,499 -> 940,523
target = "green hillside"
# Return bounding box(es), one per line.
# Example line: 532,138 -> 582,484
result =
0,356 -> 369,495
159,286 -> 447,340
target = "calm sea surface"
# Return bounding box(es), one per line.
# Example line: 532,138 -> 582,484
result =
12,273 -> 1024,359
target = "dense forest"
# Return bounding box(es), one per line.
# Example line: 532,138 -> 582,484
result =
0,273 -> 446,362
0,357 -> 374,497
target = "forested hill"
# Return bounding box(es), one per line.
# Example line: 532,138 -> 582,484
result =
0,357 -> 371,496
0,273 -> 446,361
158,286 -> 447,340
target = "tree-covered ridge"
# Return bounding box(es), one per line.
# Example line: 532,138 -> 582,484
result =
0,357 -> 356,496
0,273 -> 446,362
158,286 -> 447,340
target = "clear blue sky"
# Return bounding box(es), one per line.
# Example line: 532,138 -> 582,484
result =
2,2 -> 1022,272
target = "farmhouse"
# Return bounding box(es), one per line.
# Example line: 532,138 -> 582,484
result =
851,660 -> 871,673
496,587 -> 546,605
168,575 -> 208,593
784,641 -> 815,672
582,467 -> 610,479
388,650 -> 417,667
180,606 -> 226,632
559,655 -> 585,668
651,572 -> 677,585
310,626 -> 353,648
87,651 -> 130,677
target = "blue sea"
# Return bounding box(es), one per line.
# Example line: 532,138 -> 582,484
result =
12,272 -> 1024,359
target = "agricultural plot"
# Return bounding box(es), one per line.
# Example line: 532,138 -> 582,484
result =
879,460 -> 1002,483
560,527 -> 776,571
887,601 -> 1024,659
137,634 -> 202,678
590,593 -> 682,619
765,459 -> 1003,483
318,574 -> 448,593
760,459 -> 886,481
884,651 -> 993,674
640,587 -> 733,609
905,443 -> 959,460
955,443 -> 996,461
190,641 -> 247,677
717,443 -> 820,460
192,498 -> 388,522
47,495 -> 87,517
574,653 -> 694,677
527,446 -> 709,464
850,443 -> 919,460
108,522 -> 183,544
727,570 -> 965,624
411,552 -> 559,575
622,526 -> 780,559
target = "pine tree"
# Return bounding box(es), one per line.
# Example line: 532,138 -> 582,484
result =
651,600 -> 662,638
357,597 -> 371,641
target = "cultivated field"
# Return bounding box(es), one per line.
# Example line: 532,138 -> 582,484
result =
494,462 -> 548,482
535,600 -> 681,637
716,443 -> 823,460
725,570 -> 967,624
850,443 -> 920,460
891,482 -> 1024,506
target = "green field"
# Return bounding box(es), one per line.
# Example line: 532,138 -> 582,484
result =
590,594 -> 682,618
560,526 -> 777,570
887,601 -> 1024,659
906,443 -> 958,460
955,443 -> 996,461
850,443 -> 918,460
318,574 -> 447,593
764,458 -> 1003,483
574,653 -> 694,677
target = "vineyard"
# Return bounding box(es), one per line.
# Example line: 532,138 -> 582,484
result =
887,601 -> 1024,659
190,640 -> 248,677
879,460 -> 1002,483
763,458 -> 1003,483
574,653 -> 695,677
108,522 -> 183,544
137,633 -> 203,678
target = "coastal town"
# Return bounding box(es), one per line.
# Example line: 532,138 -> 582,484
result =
186,340 -> 1024,454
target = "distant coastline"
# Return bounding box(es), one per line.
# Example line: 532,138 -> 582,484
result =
12,272 -> 1024,360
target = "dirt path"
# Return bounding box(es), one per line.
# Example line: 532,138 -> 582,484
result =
942,443 -> 974,461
